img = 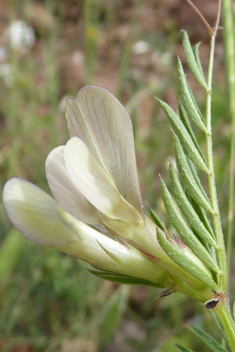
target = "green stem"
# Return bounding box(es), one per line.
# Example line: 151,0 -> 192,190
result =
222,0 -> 235,291
215,302 -> 235,351
205,31 -> 228,292
205,12 -> 235,350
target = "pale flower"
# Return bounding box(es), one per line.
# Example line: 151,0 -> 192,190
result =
3,86 -> 214,296
5,20 -> 36,50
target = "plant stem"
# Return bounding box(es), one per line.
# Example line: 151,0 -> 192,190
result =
215,302 -> 235,351
205,30 -> 228,292
185,0 -> 213,36
222,0 -> 235,291
205,8 -> 235,350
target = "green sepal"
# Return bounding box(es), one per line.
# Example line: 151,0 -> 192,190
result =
148,206 -> 164,230
186,326 -> 228,352
187,81 -> 205,121
97,239 -> 122,263
174,134 -> 214,213
88,268 -> 163,287
177,58 -> 207,132
156,228 -> 218,291
193,42 -> 205,78
182,30 -> 207,89
175,344 -> 196,352
159,99 -> 209,173
161,178 -> 219,273
169,163 -> 216,246
179,102 -> 204,160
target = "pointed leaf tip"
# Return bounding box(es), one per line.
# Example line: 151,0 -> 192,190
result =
182,30 -> 207,90
177,58 -> 207,132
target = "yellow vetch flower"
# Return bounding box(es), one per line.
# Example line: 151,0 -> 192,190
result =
3,86 -> 214,296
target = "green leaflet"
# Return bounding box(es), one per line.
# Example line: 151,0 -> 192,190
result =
233,301 -> 235,320
188,194 -> 215,238
148,206 -> 164,230
187,158 -> 209,200
186,326 -> 228,352
182,30 -> 207,90
175,344 -> 196,352
186,162 -> 217,258
159,99 -> 209,173
161,178 -> 219,273
193,42 -> 205,78
174,134 -> 214,213
187,81 -> 205,122
156,228 -> 218,291
187,197 -> 218,267
177,58 -> 207,132
179,101 -> 204,160
210,311 -> 230,344
169,163 -> 216,246
88,269 -> 162,287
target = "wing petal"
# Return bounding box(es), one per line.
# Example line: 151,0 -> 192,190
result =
64,137 -> 140,222
46,145 -> 101,224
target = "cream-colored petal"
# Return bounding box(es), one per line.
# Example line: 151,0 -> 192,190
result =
59,214 -> 170,287
3,178 -> 78,247
64,137 -> 140,222
46,145 -> 101,224
66,86 -> 143,215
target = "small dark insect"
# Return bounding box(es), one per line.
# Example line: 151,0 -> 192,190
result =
205,298 -> 220,309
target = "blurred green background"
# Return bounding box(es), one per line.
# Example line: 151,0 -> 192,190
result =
0,0 -> 231,351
